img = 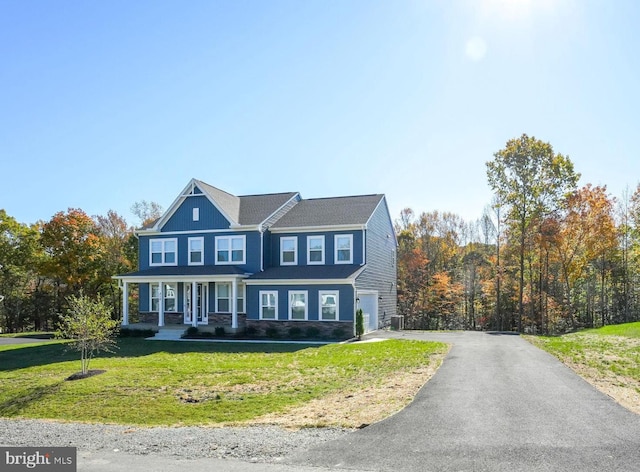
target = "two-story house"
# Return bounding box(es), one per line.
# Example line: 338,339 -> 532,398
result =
114,179 -> 397,338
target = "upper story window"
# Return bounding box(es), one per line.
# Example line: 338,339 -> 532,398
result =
307,235 -> 325,265
192,208 -> 200,221
150,238 -> 177,266
188,237 -> 204,266
280,237 -> 297,265
215,235 -> 246,264
334,234 -> 353,264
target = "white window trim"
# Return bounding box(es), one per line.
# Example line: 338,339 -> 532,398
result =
216,282 -> 230,313
150,283 -> 161,312
307,235 -> 325,265
259,290 -> 278,320
319,290 -> 339,321
334,234 -> 353,264
288,290 -> 308,321
188,237 -> 204,266
215,235 -> 246,265
150,282 -> 177,312
149,238 -> 178,267
237,283 -> 245,314
280,236 -> 298,266
193,207 -> 200,221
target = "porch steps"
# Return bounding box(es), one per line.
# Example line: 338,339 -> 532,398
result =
151,327 -> 186,341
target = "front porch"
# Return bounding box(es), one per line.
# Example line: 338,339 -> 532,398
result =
113,267 -> 248,332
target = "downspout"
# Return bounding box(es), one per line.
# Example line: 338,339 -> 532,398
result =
260,229 -> 264,272
362,228 -> 366,265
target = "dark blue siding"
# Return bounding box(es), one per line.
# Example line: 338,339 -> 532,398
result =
138,231 -> 261,273
246,284 -> 354,321
139,283 -> 150,311
355,197 -> 397,327
268,230 -> 364,267
162,195 -> 231,232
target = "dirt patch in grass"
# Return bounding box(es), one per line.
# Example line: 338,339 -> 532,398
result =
251,350 -> 448,429
65,370 -> 106,381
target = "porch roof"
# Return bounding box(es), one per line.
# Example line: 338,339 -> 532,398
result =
114,265 -> 247,281
245,264 -> 364,284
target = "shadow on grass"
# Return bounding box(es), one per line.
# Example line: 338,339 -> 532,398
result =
0,338 -> 320,372
0,381 -> 63,416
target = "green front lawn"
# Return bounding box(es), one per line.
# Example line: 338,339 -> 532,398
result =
0,338 -> 446,426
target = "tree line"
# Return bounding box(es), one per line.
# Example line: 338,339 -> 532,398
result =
3,134 -> 639,335
0,202 -> 161,333
397,134 -> 640,334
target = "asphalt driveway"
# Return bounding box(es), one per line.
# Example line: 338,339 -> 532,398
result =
288,331 -> 640,472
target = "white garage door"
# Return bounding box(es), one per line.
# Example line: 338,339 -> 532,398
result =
358,293 -> 378,333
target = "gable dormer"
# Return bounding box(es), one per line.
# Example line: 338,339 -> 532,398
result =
149,179 -> 237,232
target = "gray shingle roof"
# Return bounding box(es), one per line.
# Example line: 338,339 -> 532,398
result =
247,264 -> 364,281
195,180 -> 298,226
237,192 -> 299,225
195,180 -> 241,223
270,194 -> 384,228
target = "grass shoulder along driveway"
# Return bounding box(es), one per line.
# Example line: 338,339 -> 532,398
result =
527,321 -> 640,414
0,338 -> 448,428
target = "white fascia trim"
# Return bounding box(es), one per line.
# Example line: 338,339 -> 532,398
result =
244,278 -> 357,286
365,195 -> 399,248
136,226 -> 260,237
363,195 -> 385,229
112,274 -> 248,283
270,224 -> 365,234
154,178 -> 239,231
258,192 -> 301,231
152,179 -> 198,231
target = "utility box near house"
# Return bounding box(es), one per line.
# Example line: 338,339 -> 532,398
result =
391,315 -> 404,331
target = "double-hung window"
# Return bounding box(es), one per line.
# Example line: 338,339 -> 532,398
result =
319,291 -> 339,321
260,291 -> 278,320
334,234 -> 353,264
288,291 -> 308,321
307,235 -> 325,264
188,237 -> 204,265
150,238 -> 177,266
215,235 -> 246,264
237,284 -> 245,313
216,283 -> 245,313
280,237 -> 297,265
150,283 -> 176,312
216,283 -> 230,313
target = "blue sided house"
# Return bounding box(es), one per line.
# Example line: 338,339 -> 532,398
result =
114,179 -> 397,339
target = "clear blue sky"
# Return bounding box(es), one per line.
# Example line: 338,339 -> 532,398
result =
2,0 -> 639,226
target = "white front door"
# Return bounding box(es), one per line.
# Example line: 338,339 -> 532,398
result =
196,283 -> 208,324
184,283 -> 208,324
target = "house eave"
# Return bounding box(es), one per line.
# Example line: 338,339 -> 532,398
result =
244,278 -> 357,286
270,224 -> 366,234
112,274 -> 250,283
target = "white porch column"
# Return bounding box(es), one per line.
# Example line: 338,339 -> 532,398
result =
192,281 -> 198,327
231,278 -> 238,329
121,281 -> 129,326
158,282 -> 165,327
